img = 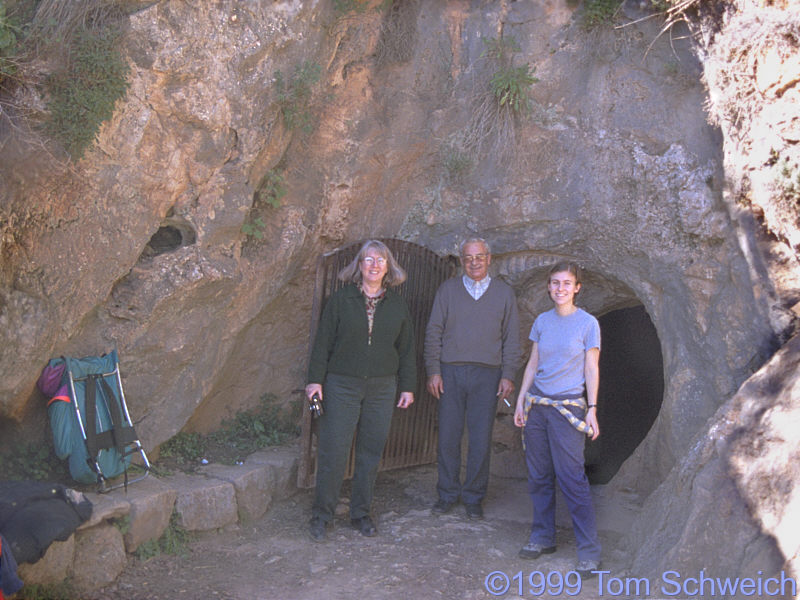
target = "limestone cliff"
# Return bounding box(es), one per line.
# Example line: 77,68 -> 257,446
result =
1,0 -> 798,581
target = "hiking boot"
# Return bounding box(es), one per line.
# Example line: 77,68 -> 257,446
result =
465,503 -> 483,520
431,499 -> 455,514
518,542 -> 557,560
576,559 -> 601,579
308,516 -> 327,542
351,515 -> 377,537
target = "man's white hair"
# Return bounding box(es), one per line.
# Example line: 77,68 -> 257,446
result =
459,237 -> 491,255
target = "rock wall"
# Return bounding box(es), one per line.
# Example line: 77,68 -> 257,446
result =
624,331 -> 800,582
0,0 -> 797,579
620,0 -> 800,580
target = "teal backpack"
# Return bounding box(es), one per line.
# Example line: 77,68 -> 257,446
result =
38,351 -> 149,490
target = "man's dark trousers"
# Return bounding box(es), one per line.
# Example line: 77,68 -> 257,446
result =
436,363 -> 502,505
312,373 -> 397,523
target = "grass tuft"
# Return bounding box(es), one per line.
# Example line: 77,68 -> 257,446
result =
43,25 -> 129,160
274,60 -> 322,134
159,394 -> 297,468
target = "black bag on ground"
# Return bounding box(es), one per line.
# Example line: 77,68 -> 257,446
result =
0,480 -> 92,565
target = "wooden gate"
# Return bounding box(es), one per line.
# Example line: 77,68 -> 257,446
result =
297,239 -> 457,488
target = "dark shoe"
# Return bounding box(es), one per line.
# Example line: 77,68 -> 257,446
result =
465,503 -> 484,520
576,559 -> 601,579
308,516 -> 327,542
431,499 -> 455,514
351,515 -> 377,537
518,542 -> 557,559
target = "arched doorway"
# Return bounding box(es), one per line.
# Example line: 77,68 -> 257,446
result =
586,304 -> 664,484
494,254 -> 666,485
297,239 -> 457,488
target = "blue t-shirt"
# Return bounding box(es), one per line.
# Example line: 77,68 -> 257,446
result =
528,307 -> 600,399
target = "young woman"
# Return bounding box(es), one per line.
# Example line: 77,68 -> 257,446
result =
513,262 -> 601,576
305,240 -> 416,542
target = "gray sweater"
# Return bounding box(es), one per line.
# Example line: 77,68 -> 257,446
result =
424,276 -> 522,380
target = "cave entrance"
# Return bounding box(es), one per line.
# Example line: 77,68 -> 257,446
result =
586,304 -> 664,484
297,239 -> 458,488
498,257 -> 665,486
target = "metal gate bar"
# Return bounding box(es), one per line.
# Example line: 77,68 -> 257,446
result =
297,239 -> 456,488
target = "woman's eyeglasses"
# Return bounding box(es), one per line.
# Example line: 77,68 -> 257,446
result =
362,257 -> 387,266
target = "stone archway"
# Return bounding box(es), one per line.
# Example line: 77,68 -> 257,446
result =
483,248 -> 775,497
489,253 -> 665,486
589,304 -> 664,484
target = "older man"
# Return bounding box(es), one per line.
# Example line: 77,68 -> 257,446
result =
424,238 -> 521,519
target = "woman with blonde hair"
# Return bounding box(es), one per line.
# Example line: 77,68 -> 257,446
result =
306,240 -> 416,542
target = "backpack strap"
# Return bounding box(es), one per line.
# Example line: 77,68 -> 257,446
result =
84,375 -> 139,479
84,375 -> 100,466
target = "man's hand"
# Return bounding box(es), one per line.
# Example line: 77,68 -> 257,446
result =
427,374 -> 444,399
397,392 -> 414,409
496,378 -> 515,402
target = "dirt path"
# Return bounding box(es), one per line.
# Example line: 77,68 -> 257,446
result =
92,465 -> 638,600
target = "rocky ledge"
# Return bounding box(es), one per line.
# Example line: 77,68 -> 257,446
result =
15,445 -> 298,594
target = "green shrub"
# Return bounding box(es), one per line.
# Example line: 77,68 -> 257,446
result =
134,511 -> 192,560
482,36 -> 538,115
777,156 -> 800,204
207,394 -> 296,461
0,441 -> 68,481
243,169 -> 286,239
274,60 -> 322,134
0,3 -> 20,86
16,582 -> 76,600
159,431 -> 206,464
456,35 -> 538,164
158,394 -> 296,467
581,0 -> 624,29
333,0 -> 369,15
44,25 -> 129,160
649,0 -> 671,12
255,169 -> 287,208
482,36 -> 520,62
241,216 -> 266,240
490,63 -> 538,114
441,142 -> 472,183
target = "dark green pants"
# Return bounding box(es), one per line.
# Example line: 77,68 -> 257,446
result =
312,373 -> 397,522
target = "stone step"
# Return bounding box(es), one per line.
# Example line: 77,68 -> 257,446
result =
15,444 -> 298,594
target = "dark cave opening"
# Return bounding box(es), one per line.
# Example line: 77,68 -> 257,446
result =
143,221 -> 197,258
585,304 -> 664,484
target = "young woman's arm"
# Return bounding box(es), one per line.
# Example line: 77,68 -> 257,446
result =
584,347 -> 600,440
514,342 -> 538,427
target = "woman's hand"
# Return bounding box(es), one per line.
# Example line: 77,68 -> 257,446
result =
513,398 -> 526,428
586,407 -> 600,440
397,392 -> 414,409
305,383 -> 323,400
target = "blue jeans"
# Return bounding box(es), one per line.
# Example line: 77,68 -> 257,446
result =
523,403 -> 601,562
436,363 -> 502,505
312,373 -> 397,522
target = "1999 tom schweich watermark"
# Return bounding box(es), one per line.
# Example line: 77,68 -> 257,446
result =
484,569 -> 798,597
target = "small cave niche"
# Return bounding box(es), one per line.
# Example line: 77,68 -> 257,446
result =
142,218 -> 197,258
585,304 -> 664,484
